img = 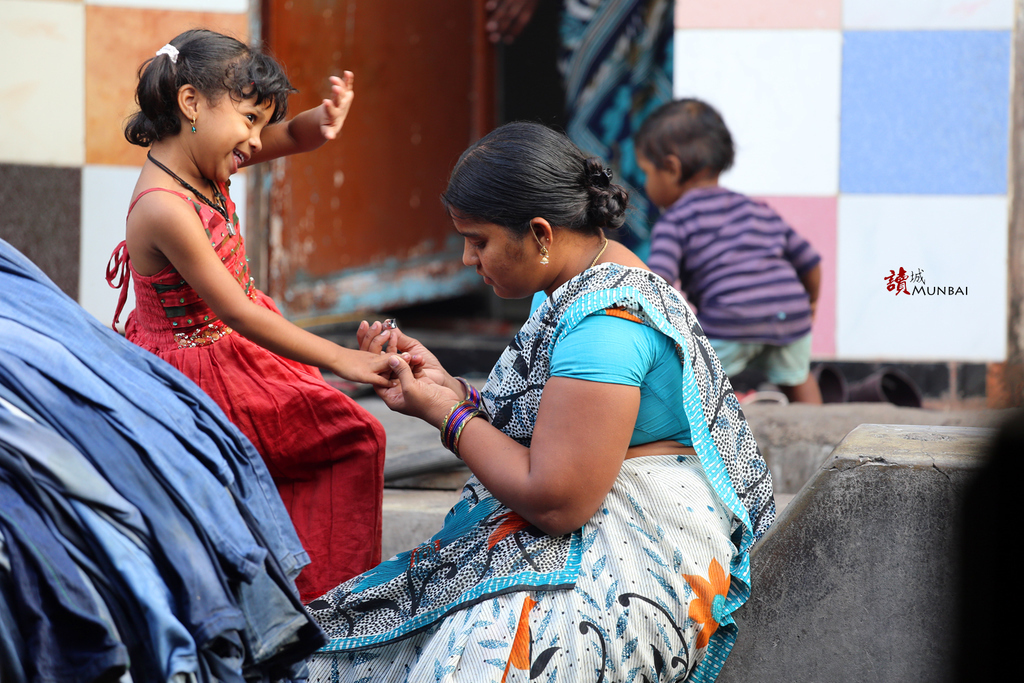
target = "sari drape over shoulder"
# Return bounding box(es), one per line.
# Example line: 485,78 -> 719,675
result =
308,264 -> 774,682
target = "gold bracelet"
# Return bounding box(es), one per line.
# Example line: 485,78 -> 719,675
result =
439,399 -> 464,432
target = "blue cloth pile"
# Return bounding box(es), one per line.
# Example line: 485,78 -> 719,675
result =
0,238 -> 326,683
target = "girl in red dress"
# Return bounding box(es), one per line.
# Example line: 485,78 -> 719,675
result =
107,29 -> 394,602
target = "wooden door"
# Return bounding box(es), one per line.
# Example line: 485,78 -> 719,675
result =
259,0 -> 494,321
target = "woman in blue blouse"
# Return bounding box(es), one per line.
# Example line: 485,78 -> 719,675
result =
306,122 -> 775,683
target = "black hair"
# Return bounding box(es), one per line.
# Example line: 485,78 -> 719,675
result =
634,99 -> 734,185
124,29 -> 297,147
441,122 -> 628,238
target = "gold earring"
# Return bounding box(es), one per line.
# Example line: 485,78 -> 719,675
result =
530,223 -> 550,265
191,115 -> 197,134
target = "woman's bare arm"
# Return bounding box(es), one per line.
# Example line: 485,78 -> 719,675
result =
384,355 -> 639,535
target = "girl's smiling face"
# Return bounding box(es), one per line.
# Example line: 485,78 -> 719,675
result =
455,217 -> 541,299
193,92 -> 274,183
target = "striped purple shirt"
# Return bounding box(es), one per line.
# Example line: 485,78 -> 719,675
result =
646,186 -> 820,345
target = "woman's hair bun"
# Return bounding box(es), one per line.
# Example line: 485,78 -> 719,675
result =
583,157 -> 628,230
442,122 -> 631,237
583,157 -> 613,188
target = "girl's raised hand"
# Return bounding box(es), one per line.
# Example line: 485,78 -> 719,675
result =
319,72 -> 355,141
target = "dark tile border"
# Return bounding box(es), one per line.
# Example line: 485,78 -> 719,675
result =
0,163 -> 81,299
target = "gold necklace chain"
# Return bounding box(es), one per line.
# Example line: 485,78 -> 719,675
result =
589,237 -> 609,269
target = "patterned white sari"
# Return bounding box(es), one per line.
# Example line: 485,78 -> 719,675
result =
306,264 -> 775,682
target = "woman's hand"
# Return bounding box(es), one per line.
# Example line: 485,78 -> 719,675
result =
381,355 -> 461,424
318,72 -> 355,141
358,322 -> 461,395
485,0 -> 540,43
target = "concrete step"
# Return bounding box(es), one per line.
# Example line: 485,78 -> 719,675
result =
740,402 -> 1008,493
718,423 -> 994,683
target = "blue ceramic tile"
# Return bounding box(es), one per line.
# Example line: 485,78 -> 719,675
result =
840,30 -> 1010,194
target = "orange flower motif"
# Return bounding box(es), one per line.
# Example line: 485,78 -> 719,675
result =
488,511 -> 533,549
502,596 -> 538,683
682,557 -> 731,649
604,306 -> 644,324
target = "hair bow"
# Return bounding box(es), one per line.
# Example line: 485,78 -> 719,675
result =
590,167 -> 613,188
155,44 -> 179,63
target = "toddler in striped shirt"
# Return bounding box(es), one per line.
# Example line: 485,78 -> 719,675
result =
636,99 -> 823,403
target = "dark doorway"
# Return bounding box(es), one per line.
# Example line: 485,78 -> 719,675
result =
497,1 -> 566,129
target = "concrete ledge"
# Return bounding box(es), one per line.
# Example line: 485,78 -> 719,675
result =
718,424 -> 993,683
742,403 -> 1008,493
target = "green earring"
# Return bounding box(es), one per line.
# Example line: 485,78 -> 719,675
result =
191,115 -> 197,134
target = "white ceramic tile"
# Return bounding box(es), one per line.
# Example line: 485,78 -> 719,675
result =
80,165 -> 138,328
79,165 -> 249,328
836,195 -> 1007,361
674,29 -> 841,196
0,0 -> 85,166
85,0 -> 248,12
844,0 -> 1013,29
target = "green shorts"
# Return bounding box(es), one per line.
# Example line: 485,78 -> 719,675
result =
709,333 -> 812,387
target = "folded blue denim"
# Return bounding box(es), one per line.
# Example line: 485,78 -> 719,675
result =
0,475 -> 129,683
0,319 -> 267,581
0,238 -> 307,575
0,537 -> 29,683
0,237 -> 325,676
0,351 -> 247,646
0,407 -> 200,680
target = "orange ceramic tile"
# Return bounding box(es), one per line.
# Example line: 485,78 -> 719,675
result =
676,0 -> 841,29
85,5 -> 247,166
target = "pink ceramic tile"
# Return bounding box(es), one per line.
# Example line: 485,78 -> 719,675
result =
754,196 -> 837,358
676,0 -> 841,29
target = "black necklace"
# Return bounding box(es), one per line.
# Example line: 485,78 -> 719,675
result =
147,152 -> 233,233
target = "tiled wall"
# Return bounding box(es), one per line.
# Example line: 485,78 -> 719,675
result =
675,0 -> 1013,362
0,0 -> 1016,364
0,0 -> 248,328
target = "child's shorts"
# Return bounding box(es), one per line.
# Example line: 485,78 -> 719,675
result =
710,333 -> 812,387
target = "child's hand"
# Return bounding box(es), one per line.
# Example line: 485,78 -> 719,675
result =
332,347 -> 396,388
319,72 -> 354,141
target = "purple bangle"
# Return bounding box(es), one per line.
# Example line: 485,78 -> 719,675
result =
440,399 -> 481,459
455,377 -> 480,406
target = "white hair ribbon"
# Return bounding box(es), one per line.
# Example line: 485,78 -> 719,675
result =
155,44 -> 179,63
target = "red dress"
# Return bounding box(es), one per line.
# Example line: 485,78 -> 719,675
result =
107,186 -> 385,602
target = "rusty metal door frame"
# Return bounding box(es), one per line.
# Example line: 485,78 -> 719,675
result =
245,0 -> 494,324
